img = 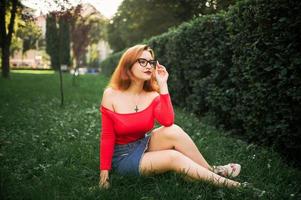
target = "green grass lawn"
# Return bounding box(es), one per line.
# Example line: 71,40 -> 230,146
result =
0,70 -> 300,200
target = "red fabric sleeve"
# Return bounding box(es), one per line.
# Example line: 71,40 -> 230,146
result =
99,106 -> 115,170
153,93 -> 174,126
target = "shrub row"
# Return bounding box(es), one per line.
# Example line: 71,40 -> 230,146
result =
100,0 -> 301,164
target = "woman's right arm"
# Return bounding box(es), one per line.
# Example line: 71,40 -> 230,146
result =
99,170 -> 110,189
99,88 -> 115,189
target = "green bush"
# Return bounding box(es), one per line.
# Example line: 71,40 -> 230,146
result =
100,0 -> 301,164
100,51 -> 123,77
225,0 -> 301,156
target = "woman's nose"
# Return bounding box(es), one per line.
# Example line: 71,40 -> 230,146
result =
145,62 -> 152,69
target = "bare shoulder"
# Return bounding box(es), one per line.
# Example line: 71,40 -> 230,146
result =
147,91 -> 160,100
101,87 -> 119,110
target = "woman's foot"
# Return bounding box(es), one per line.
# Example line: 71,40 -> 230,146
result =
212,163 -> 241,178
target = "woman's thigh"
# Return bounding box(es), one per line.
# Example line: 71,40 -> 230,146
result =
139,149 -> 182,175
147,124 -> 184,152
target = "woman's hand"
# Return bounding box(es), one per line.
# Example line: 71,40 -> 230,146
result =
155,62 -> 169,94
155,62 -> 169,86
99,170 -> 110,189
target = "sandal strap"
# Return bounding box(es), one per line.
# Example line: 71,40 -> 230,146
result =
213,163 -> 240,177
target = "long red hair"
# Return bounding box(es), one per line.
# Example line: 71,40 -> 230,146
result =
107,44 -> 159,92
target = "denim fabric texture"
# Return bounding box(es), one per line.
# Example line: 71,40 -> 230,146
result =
112,132 -> 151,176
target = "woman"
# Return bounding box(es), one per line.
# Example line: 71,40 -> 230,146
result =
99,44 -> 242,189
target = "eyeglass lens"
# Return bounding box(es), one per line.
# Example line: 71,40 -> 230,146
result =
137,58 -> 157,68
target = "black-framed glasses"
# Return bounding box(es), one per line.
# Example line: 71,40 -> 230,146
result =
136,58 -> 157,68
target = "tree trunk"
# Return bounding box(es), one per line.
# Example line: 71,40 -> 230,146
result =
0,0 -> 18,79
58,65 -> 64,107
72,66 -> 79,87
1,43 -> 10,78
72,58 -> 79,87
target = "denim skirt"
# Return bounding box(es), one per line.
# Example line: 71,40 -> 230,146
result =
112,132 -> 151,176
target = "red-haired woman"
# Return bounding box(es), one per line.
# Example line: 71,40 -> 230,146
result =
99,44 -> 241,189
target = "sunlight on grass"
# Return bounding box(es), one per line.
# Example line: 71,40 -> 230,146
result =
11,69 -> 55,74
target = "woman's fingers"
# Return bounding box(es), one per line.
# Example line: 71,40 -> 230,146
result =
156,65 -> 167,74
102,181 -> 110,189
155,62 -> 169,83
99,171 -> 110,189
99,181 -> 110,189
157,64 -> 166,70
100,174 -> 109,182
99,178 -> 110,189
159,65 -> 166,70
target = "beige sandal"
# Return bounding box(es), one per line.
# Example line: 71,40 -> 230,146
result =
212,163 -> 241,178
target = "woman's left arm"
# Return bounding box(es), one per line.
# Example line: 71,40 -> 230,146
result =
155,62 -> 169,94
153,63 -> 174,126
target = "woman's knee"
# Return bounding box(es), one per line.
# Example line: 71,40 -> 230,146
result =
171,124 -> 184,132
160,124 -> 185,139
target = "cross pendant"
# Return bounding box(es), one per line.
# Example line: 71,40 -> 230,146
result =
134,105 -> 139,112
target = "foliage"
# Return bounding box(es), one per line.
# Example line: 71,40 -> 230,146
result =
224,0 -> 301,159
10,34 -> 22,55
85,15 -> 108,69
100,0 -> 301,164
16,19 -> 42,54
99,50 -> 123,76
0,0 -> 20,78
87,44 -> 100,68
46,13 -> 60,70
58,13 -> 71,66
1,0 -> 73,78
70,4 -> 107,68
107,0 -> 237,52
6,2 -> 25,55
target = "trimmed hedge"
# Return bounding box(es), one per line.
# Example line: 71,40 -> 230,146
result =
101,0 -> 301,164
100,51 -> 123,77
149,14 -> 233,117
225,0 -> 301,158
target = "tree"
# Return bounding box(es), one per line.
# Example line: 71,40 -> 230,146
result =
107,0 -> 237,52
69,4 -> 107,86
58,12 -> 71,66
70,5 -> 90,69
46,11 -> 72,106
0,0 -> 19,79
1,0 -> 72,78
43,0 -> 72,107
85,10 -> 108,69
69,5 -> 91,86
46,13 -> 60,70
16,20 -> 42,54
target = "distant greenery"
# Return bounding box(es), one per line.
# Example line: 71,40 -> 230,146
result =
101,0 -> 301,165
0,71 -> 300,199
107,0 -> 236,52
45,5 -> 108,70
16,19 -> 43,54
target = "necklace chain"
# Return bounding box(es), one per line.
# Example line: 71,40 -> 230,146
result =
134,92 -> 142,112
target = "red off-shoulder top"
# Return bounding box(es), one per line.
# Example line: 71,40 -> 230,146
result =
99,93 -> 174,170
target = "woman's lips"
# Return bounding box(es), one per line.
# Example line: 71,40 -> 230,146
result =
144,71 -> 152,75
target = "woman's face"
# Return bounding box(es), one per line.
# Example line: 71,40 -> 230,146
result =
130,50 -> 156,81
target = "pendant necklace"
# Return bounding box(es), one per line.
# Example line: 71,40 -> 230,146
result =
134,105 -> 139,112
134,92 -> 142,112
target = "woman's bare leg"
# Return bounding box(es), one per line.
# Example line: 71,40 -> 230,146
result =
148,124 -> 213,171
139,150 -> 240,188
